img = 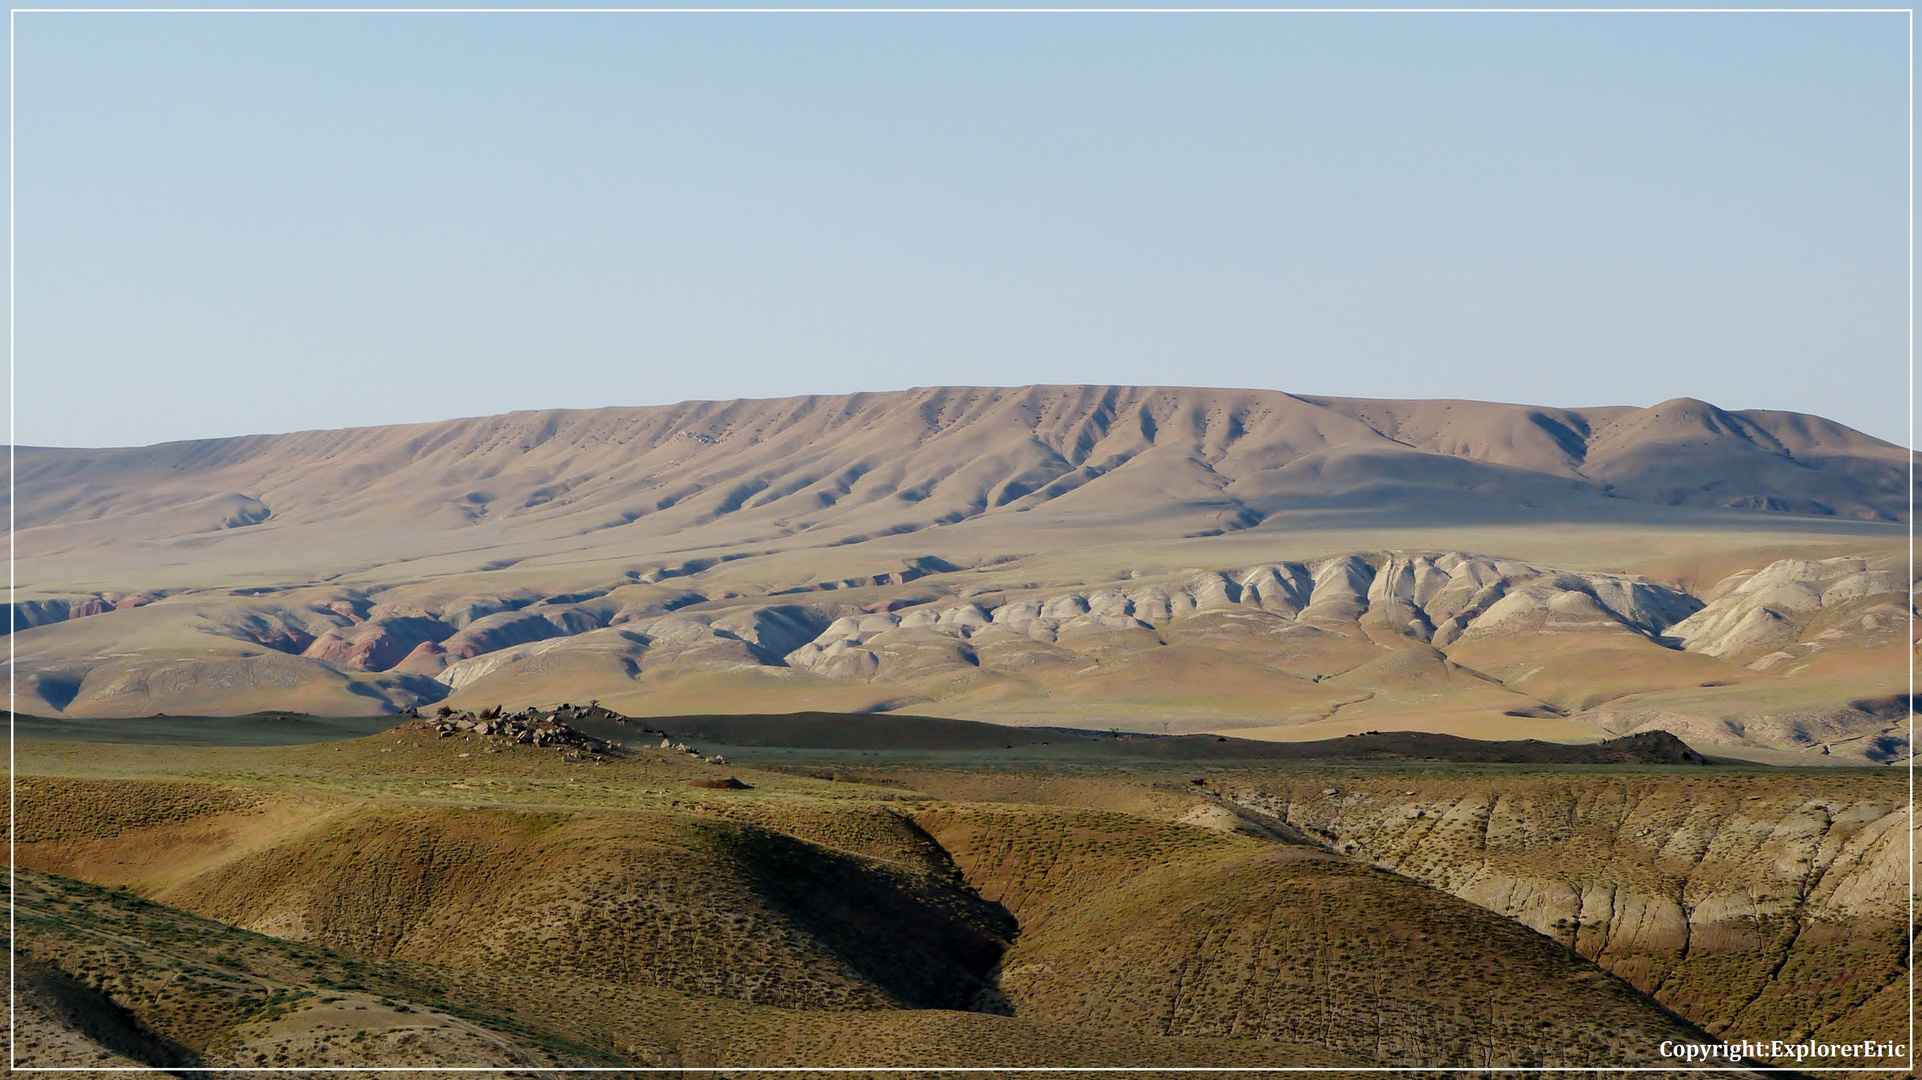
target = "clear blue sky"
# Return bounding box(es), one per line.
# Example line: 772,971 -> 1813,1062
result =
13,9 -> 1911,447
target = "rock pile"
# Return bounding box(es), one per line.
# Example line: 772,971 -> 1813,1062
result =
399,702 -> 734,765
406,705 -> 613,754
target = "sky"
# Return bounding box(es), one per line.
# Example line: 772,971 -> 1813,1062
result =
12,9 -> 1912,448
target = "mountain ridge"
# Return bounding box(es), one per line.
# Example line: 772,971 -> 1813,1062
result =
11,387 -> 1913,603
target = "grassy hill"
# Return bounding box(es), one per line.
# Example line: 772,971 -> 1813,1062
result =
13,866 -> 1371,1070
918,804 -> 1711,1067
15,717 -> 1871,1069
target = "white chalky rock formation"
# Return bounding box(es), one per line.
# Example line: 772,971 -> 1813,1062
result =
1667,557 -> 1909,665
783,551 -> 1708,683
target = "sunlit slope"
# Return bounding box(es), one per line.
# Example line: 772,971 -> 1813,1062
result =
15,387 -> 1911,592
7,386 -> 1912,754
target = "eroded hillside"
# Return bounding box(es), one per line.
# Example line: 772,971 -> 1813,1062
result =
10,546 -> 1909,763
1220,771 -> 1913,1052
800,752 -> 1912,1071
15,724 -> 1833,1070
916,803 -> 1711,1067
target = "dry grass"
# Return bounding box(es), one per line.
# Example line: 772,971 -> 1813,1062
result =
916,804 -> 1709,1067
14,778 -> 263,842
9,728 -> 1907,1070
9,865 -> 1361,1071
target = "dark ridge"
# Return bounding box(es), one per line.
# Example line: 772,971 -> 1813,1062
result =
6,706 -> 1718,764
685,777 -> 752,790
6,710 -> 403,746
622,711 -> 1720,765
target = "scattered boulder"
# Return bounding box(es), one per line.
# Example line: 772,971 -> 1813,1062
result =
685,777 -> 751,790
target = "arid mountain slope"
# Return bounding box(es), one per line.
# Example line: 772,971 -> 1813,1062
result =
8,546 -> 1907,762
14,387 -> 1913,584
917,803 -> 1712,1066
8,387 -> 1911,751
11,865 -> 1359,1070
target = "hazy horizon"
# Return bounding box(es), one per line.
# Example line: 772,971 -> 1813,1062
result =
15,11 -> 1911,448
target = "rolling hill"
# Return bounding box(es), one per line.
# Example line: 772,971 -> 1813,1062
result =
14,719 -> 1909,1070
15,726 -> 1753,1070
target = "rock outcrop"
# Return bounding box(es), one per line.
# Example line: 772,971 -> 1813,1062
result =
302,616 -> 455,671
784,552 -> 1706,683
1668,556 -> 1909,666
6,536 -> 1907,760
411,705 -> 615,755
1223,772 -> 1912,1047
